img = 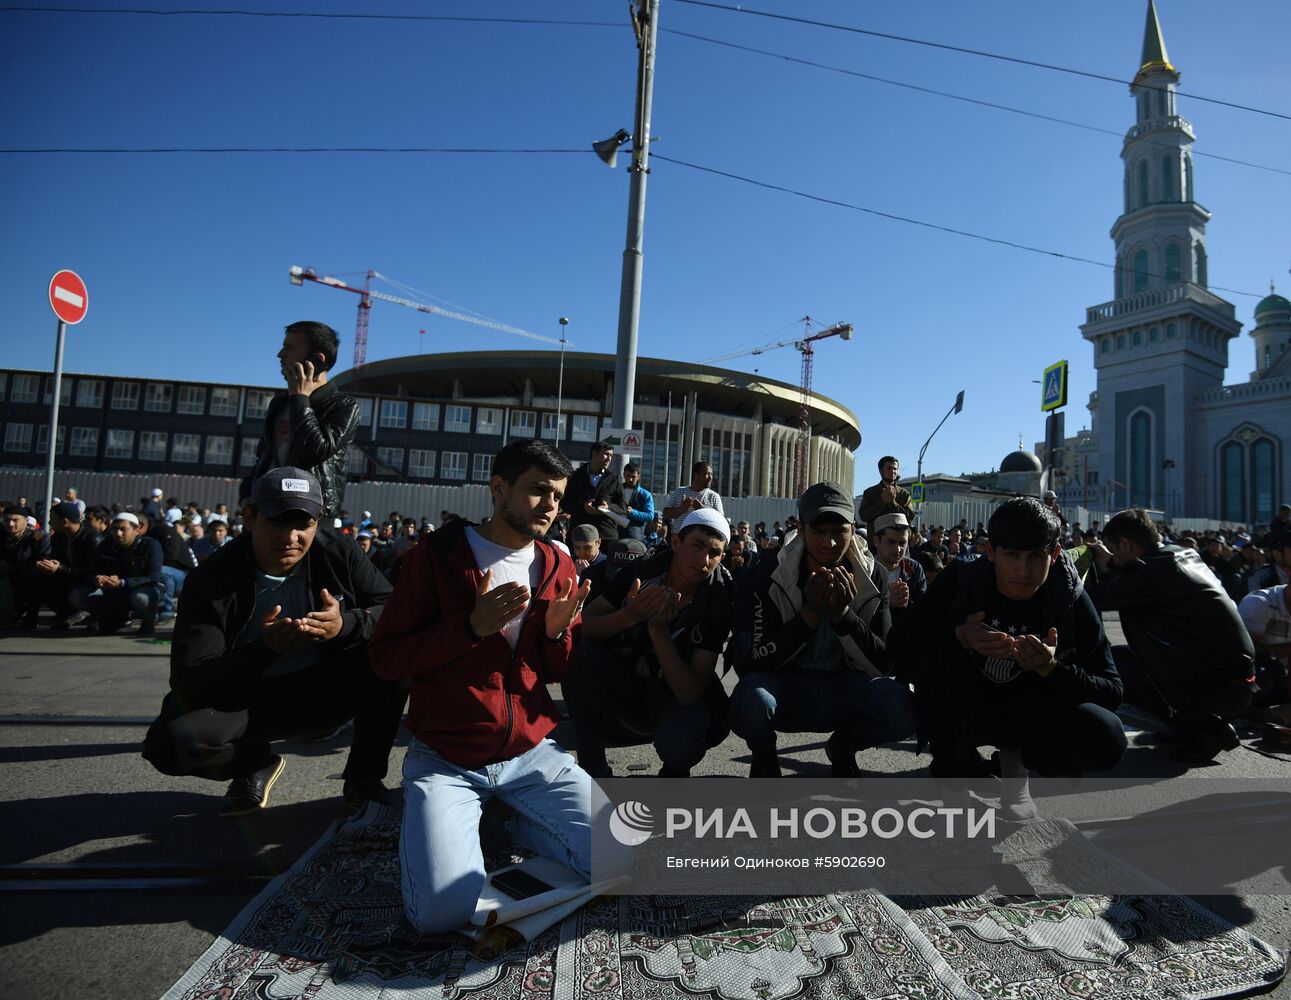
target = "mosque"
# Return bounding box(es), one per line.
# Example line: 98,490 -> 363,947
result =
1051,0 -> 1291,525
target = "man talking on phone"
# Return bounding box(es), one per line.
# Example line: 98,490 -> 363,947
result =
241,321 -> 361,522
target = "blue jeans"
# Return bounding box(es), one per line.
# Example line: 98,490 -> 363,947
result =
729,671 -> 916,756
400,736 -> 631,935
159,565 -> 188,615
70,584 -> 159,627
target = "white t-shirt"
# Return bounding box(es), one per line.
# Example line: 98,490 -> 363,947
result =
666,486 -> 724,533
466,526 -> 541,651
1239,585 -> 1291,647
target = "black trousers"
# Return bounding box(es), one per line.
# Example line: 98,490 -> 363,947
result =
1112,643 -> 1253,727
142,643 -> 408,783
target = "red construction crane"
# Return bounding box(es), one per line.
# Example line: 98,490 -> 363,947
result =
289,266 -> 567,369
702,316 -> 853,496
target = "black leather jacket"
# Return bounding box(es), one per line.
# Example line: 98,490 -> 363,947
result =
1086,544 -> 1254,683
241,380 -> 360,518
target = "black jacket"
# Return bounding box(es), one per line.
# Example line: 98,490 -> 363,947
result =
148,521 -> 198,572
241,380 -> 361,517
169,530 -> 391,711
50,525 -> 102,585
730,533 -> 892,679
1085,544 -> 1254,683
0,529 -> 51,580
561,466 -> 626,541
95,535 -> 164,593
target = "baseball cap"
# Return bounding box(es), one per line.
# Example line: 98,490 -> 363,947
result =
873,512 -> 910,534
798,481 -> 856,525
113,512 -> 140,527
570,524 -> 600,544
1043,490 -> 1057,500
53,501 -> 82,522
679,507 -> 731,542
251,467 -> 323,519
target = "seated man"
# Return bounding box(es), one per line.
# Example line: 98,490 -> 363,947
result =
1238,583 -> 1290,709
142,468 -> 406,815
137,510 -> 198,620
367,440 -> 598,935
34,501 -> 102,627
1,503 -> 52,627
70,512 -> 163,635
890,497 -> 1125,809
1087,508 -> 1254,764
729,481 -> 916,778
563,509 -> 733,779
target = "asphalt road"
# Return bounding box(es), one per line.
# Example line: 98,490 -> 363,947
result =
1,615 -> 1288,999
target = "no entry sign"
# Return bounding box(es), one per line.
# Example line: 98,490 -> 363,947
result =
48,270 -> 89,325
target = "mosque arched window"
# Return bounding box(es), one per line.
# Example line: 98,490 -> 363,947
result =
1220,442 -> 1244,522
1137,160 -> 1150,209
1129,410 -> 1152,508
1133,249 -> 1149,294
1161,156 -> 1173,201
1252,438 -> 1276,526
1165,243 -> 1181,283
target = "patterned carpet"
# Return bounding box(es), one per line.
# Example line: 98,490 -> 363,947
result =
162,804 -> 1285,1000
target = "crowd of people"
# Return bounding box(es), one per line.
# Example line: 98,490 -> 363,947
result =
1,320 -> 1288,937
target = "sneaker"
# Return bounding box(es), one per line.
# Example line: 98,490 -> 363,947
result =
342,778 -> 401,812
825,733 -> 862,778
220,756 -> 286,816
749,749 -> 782,778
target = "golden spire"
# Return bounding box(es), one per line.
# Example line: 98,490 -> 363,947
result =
1134,0 -> 1178,87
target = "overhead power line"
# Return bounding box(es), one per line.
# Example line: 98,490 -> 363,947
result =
0,146 -> 588,154
671,0 -> 1291,123
663,29 -> 1291,178
649,153 -> 1264,299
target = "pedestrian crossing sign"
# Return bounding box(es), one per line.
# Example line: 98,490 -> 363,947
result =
1041,360 -> 1068,412
911,482 -> 925,504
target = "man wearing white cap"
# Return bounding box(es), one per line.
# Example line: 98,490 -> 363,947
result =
564,507 -> 734,778
70,512 -> 165,635
729,481 -> 915,777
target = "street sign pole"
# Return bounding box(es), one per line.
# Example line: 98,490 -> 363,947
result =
42,320 -> 67,526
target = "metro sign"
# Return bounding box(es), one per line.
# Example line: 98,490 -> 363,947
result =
48,270 -> 89,325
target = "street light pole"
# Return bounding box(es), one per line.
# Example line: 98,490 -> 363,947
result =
608,0 -> 660,472
555,317 -> 569,449
915,390 -> 965,524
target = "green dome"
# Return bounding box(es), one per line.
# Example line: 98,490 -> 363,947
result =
1255,293 -> 1291,317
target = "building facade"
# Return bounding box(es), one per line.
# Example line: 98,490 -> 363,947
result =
0,351 -> 860,501
1070,1 -> 1290,525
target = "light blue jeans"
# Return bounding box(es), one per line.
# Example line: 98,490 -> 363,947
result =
400,736 -> 629,935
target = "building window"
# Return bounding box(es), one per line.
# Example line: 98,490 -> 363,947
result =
1165,243 -> 1181,283
10,374 -> 39,404
1220,442 -> 1244,522
472,453 -> 492,482
1137,159 -> 1149,209
348,446 -> 368,476
139,431 -> 169,462
206,435 -> 234,466
444,405 -> 472,433
36,425 -> 66,455
476,407 -> 502,435
245,390 -> 274,421
1116,335 -> 1125,350
76,380 -> 103,408
1184,152 -> 1193,200
358,398 -> 373,426
1100,338 -> 1110,354
1128,410 -> 1152,507
1132,330 -> 1142,346
1149,326 -> 1160,343
408,448 -> 436,478
571,414 -> 598,443
412,402 -> 439,431
1166,322 -> 1177,339
177,386 -> 206,415
441,451 -> 468,480
1194,242 -> 1207,287
1252,438 -> 1275,526
172,433 -> 201,463
510,410 -> 536,436
541,413 -> 563,442
1132,249 -> 1149,293
210,387 -> 238,417
376,446 -> 404,473
1264,345 -> 1273,371
105,429 -> 134,460
144,383 -> 173,413
379,399 -> 408,429
43,378 -> 74,407
4,423 -> 33,452
1160,154 -> 1173,201
70,426 -> 98,457
110,382 -> 140,410
239,436 -> 259,468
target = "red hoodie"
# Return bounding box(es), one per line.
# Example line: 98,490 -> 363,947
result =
368,520 -> 580,768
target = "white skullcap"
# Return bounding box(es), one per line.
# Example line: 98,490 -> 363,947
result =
113,512 -> 140,527
679,507 -> 731,542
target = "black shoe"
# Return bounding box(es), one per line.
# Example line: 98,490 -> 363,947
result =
825,733 -> 862,778
342,778 -> 401,812
749,749 -> 782,778
137,620 -> 156,637
221,756 -> 286,816
1169,718 -> 1239,765
97,619 -> 125,635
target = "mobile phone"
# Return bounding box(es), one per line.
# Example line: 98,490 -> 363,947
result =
490,868 -> 556,901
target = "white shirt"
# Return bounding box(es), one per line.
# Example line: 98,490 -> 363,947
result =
1239,586 -> 1291,647
466,526 -> 541,651
666,486 -> 724,534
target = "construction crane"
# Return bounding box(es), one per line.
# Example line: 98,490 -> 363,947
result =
289,266 -> 567,369
702,317 -> 852,496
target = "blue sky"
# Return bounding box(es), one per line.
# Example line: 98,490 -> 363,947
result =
2,0 -> 1287,490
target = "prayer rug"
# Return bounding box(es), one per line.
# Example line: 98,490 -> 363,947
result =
161,805 -> 1284,1000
